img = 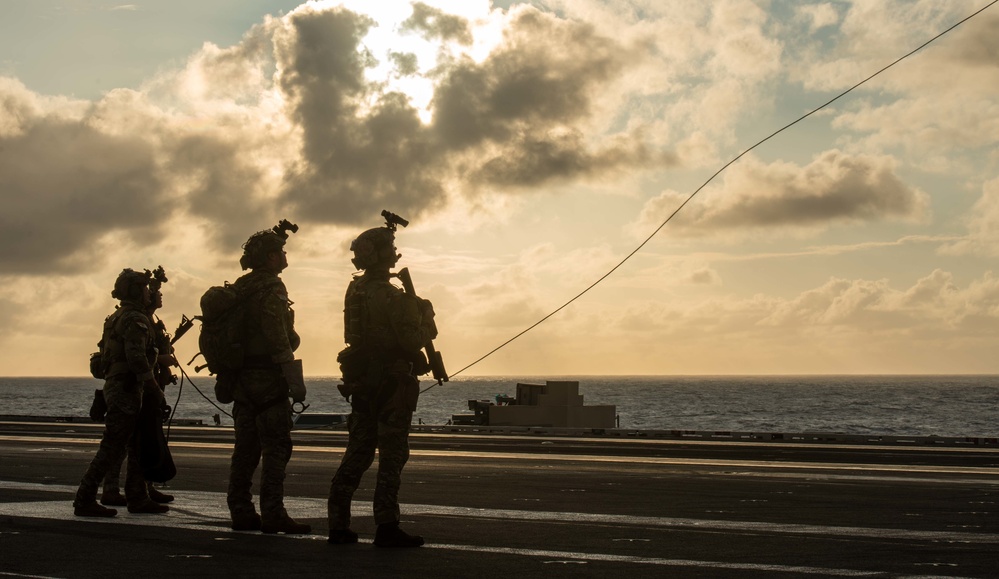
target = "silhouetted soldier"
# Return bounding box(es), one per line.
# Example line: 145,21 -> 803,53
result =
227,225 -> 309,534
100,267 -> 177,507
73,269 -> 169,517
327,222 -> 436,547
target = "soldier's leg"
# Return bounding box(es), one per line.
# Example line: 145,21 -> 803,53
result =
75,381 -> 141,507
228,402 -> 262,519
372,406 -> 413,525
123,426 -> 152,507
257,399 -> 293,524
100,453 -> 126,505
327,408 -> 378,531
102,457 -> 123,493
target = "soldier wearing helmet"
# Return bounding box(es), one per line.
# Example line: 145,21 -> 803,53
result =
72,269 -> 169,517
99,267 -> 178,508
226,220 -> 310,534
327,214 -> 437,548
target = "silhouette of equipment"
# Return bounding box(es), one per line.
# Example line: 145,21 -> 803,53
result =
381,209 -> 448,385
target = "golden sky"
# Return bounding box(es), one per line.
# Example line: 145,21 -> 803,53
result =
1,0 -> 998,376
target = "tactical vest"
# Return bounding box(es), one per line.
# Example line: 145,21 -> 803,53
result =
100,306 -> 156,379
232,271 -> 294,363
343,275 -> 400,352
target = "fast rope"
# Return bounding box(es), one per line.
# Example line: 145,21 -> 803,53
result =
177,366 -> 233,420
433,0 -> 999,387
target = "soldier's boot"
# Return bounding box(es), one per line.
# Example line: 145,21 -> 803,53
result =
127,499 -> 170,514
327,529 -> 359,545
374,523 -> 424,548
147,484 -> 174,504
261,514 -> 312,535
73,500 -> 117,518
100,490 -> 127,507
231,512 -> 262,531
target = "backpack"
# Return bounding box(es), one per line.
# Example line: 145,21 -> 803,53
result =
88,312 -> 119,380
196,277 -> 285,402
196,283 -> 247,376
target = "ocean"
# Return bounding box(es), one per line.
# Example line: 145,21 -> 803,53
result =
1,375 -> 996,437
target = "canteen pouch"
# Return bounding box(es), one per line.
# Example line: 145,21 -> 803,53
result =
89,389 -> 107,422
214,372 -> 236,404
89,352 -> 104,380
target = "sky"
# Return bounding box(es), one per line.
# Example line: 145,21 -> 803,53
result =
1,0 -> 998,377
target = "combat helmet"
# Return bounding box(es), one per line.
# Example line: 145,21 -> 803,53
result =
350,210 -> 407,270
111,268 -> 152,302
240,219 -> 299,270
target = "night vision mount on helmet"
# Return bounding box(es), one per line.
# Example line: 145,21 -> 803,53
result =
146,266 -> 168,293
349,210 -> 409,271
240,219 -> 299,271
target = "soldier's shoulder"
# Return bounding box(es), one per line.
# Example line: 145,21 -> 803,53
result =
116,309 -> 152,331
239,271 -> 286,295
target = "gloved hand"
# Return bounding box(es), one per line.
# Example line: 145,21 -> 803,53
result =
282,359 -> 307,402
157,353 -> 179,368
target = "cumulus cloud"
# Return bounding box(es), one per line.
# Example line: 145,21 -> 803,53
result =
758,269 -> 981,331
1,3 -> 670,274
400,2 -> 474,45
633,151 -> 930,238
275,3 -> 662,223
0,83 -> 169,274
794,3 -> 999,164
589,268 -> 999,373
941,177 -> 999,257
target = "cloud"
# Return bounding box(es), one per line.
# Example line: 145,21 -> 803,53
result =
796,3 -> 840,32
0,83 -> 169,274
757,269 -> 985,332
940,177 -> 999,257
276,4 -> 661,223
794,4 -> 999,163
471,129 -> 669,189
582,268 -> 999,373
1,2 -> 677,275
400,2 -> 474,45
686,267 -> 721,286
633,150 -> 930,238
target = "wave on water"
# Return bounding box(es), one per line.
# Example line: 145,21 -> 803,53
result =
1,375 -> 996,437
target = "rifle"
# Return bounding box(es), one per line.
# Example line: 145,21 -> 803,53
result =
154,315 -> 195,386
171,314 -> 194,346
396,267 -> 448,385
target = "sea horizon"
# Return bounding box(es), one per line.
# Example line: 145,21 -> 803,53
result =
1,374 -> 996,437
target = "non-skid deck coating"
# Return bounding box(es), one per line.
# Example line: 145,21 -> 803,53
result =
1,420 -> 998,578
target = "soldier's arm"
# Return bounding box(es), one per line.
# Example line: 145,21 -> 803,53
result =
120,314 -> 155,382
153,320 -> 178,367
388,292 -> 434,352
260,286 -> 296,365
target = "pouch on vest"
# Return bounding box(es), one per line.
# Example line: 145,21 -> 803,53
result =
336,345 -> 369,381
214,372 -> 236,404
88,352 -> 104,380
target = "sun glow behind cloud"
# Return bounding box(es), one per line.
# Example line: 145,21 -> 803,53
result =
297,0 -> 502,123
